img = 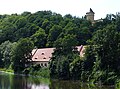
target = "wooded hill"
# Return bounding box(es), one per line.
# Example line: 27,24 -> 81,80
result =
0,11 -> 120,85
0,11 -> 93,47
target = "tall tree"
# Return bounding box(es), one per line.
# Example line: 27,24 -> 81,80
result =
84,24 -> 120,84
50,34 -> 79,79
92,25 -> 120,72
12,38 -> 34,73
47,25 -> 62,47
31,28 -> 46,48
0,41 -> 16,68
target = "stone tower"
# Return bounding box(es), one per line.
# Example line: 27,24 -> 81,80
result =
86,8 -> 95,22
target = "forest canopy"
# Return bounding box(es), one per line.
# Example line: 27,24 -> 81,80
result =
0,10 -> 120,85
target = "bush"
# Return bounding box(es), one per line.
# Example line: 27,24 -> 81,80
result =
29,64 -> 50,78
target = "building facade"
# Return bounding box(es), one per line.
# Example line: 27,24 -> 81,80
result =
32,45 -> 85,67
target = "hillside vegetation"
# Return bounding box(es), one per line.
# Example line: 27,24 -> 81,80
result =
0,11 -> 120,85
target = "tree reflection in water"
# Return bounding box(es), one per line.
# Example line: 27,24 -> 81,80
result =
0,72 -> 49,89
0,72 -> 115,89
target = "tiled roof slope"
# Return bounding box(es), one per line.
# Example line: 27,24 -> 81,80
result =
32,45 -> 85,62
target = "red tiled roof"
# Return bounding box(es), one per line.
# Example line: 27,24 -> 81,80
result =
32,45 -> 85,62
32,48 -> 54,62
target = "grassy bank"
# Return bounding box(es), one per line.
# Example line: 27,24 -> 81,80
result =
0,65 -> 50,78
0,68 -> 14,74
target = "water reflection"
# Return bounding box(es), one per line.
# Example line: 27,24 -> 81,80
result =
0,72 -> 49,89
50,80 -> 115,89
0,72 -> 115,89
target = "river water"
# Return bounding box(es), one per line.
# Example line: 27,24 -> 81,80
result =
0,71 -> 115,89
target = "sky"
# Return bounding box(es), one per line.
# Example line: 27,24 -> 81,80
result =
0,0 -> 119,20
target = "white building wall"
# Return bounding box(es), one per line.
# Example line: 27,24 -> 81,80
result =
32,61 -> 49,67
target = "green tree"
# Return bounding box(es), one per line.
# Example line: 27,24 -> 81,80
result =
41,19 -> 51,34
12,38 -> 34,73
0,51 -> 3,68
50,34 -> 79,79
0,41 -> 16,68
31,28 -> 46,48
15,17 -> 28,29
92,25 -> 120,72
84,24 -> 120,84
0,22 -> 17,43
47,25 -> 62,47
69,54 -> 82,80
54,34 -> 78,54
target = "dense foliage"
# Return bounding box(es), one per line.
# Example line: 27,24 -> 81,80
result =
0,11 -> 92,72
0,11 -> 92,46
12,38 -> 34,73
0,10 -> 120,85
82,24 -> 120,84
49,13 -> 120,84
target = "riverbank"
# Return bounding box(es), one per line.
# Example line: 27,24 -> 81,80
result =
28,67 -> 50,78
0,68 -> 14,74
0,71 -> 115,89
0,67 -> 50,78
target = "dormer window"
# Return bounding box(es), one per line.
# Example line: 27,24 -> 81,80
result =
41,52 -> 45,55
43,57 -> 46,59
34,56 -> 38,59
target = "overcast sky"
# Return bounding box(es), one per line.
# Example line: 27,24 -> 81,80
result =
0,0 -> 119,19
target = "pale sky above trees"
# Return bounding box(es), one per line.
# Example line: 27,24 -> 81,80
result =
0,0 -> 119,19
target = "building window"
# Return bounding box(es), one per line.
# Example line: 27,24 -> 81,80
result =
41,63 -> 43,67
44,63 -> 47,67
